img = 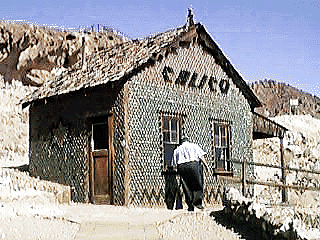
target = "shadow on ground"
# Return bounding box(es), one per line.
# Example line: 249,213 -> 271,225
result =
210,209 -> 260,240
5,164 -> 29,172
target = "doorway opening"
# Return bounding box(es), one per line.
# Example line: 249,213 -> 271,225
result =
90,115 -> 113,204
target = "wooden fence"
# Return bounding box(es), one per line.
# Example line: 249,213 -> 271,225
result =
222,159 -> 320,202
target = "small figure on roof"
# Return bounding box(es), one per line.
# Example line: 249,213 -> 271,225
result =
187,8 -> 195,28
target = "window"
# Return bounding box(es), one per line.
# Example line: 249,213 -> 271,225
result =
92,122 -> 109,150
214,122 -> 232,172
162,114 -> 180,170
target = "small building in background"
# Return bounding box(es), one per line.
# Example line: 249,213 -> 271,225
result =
290,98 -> 299,115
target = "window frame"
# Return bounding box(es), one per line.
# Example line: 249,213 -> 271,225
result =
161,113 -> 182,171
213,120 -> 233,175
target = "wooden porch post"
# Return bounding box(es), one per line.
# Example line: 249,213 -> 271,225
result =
242,157 -> 247,197
280,137 -> 287,202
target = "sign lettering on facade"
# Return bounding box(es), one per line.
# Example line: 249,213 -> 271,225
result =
162,66 -> 230,94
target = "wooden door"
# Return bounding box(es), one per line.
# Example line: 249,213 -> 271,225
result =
91,116 -> 113,204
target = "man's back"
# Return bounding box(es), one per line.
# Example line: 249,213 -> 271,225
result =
172,141 -> 205,167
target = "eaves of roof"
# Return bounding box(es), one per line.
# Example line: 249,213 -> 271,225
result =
21,26 -> 185,108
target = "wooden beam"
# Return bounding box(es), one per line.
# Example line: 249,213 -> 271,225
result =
280,137 -> 287,202
247,179 -> 320,192
232,160 -> 320,175
242,159 -> 247,197
219,176 -> 320,193
123,82 -> 132,206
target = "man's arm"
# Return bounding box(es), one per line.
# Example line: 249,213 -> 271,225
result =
200,155 -> 210,174
171,150 -> 178,171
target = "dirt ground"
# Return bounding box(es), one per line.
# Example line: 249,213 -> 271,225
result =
0,201 -> 244,240
0,159 -> 243,240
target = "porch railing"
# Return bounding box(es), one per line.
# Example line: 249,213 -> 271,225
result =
218,159 -> 320,202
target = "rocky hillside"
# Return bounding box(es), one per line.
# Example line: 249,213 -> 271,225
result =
0,21 -> 124,86
253,115 -> 320,205
251,114 -> 320,239
0,76 -> 32,167
251,80 -> 320,118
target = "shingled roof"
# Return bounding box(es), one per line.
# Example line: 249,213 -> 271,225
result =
22,22 -> 261,109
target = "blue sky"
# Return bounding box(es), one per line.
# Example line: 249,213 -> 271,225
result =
2,0 -> 320,96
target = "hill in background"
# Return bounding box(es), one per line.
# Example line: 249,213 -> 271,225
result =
0,21 -> 124,86
251,80 -> 320,119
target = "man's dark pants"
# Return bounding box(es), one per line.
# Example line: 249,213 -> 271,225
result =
177,161 -> 204,211
164,171 -> 183,210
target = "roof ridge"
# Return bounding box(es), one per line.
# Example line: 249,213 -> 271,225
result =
21,25 -> 185,106
140,25 -> 187,42
21,22 -> 261,110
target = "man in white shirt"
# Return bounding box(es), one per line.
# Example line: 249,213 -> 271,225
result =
172,135 -> 208,211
